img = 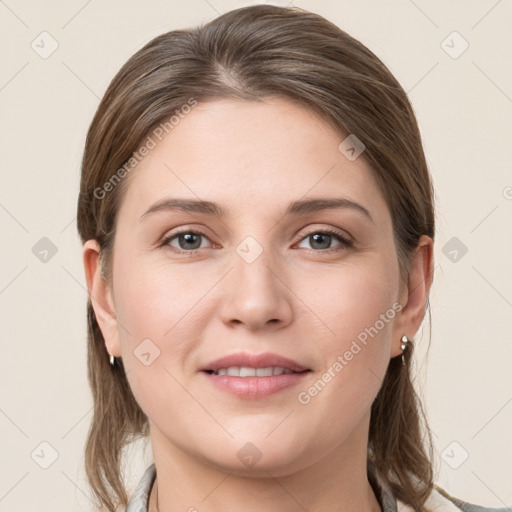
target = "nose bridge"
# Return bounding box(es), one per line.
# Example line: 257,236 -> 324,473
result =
228,207 -> 278,273
219,230 -> 293,329
232,232 -> 280,295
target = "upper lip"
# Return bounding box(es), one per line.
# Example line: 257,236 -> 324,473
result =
200,352 -> 309,373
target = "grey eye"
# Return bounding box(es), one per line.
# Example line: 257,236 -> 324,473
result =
167,232 -> 209,251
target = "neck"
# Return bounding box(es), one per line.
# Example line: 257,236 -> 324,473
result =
147,415 -> 382,512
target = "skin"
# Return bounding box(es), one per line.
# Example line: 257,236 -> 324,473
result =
83,97 -> 433,512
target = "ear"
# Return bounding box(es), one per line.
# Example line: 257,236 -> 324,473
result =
82,239 -> 122,358
390,235 -> 434,358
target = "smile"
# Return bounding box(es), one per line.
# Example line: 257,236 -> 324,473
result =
205,366 -> 300,377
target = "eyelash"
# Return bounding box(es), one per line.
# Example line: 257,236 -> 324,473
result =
160,227 -> 353,255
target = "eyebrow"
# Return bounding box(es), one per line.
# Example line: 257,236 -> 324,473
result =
140,197 -> 374,223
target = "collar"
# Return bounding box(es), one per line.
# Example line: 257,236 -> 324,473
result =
368,464 -> 399,512
126,463 -> 156,512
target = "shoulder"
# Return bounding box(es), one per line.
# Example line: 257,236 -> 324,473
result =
397,485 -> 511,512
430,485 -> 511,512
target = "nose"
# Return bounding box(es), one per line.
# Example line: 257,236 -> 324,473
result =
218,243 -> 294,332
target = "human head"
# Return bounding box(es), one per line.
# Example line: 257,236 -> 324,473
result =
77,5 -> 435,511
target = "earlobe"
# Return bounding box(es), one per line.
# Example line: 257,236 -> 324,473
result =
391,235 -> 434,358
82,239 -> 121,358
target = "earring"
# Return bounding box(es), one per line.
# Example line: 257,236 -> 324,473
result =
109,354 -> 115,367
400,335 -> 409,366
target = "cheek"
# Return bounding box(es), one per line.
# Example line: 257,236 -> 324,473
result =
293,260 -> 398,432
111,256 -> 203,421
297,256 -> 399,344
112,254 -> 213,401
294,254 -> 399,405
113,254 -> 201,343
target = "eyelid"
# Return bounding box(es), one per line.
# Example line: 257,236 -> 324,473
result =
160,225 -> 354,253
159,227 -> 215,252
295,224 -> 353,244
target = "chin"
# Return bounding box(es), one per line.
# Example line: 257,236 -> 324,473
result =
194,435 -> 308,476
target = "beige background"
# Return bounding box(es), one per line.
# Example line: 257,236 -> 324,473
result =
0,1 -> 511,510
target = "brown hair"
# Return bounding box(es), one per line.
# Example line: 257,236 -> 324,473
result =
77,4 -> 436,511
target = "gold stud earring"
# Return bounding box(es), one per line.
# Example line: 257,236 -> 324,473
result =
109,354 -> 115,367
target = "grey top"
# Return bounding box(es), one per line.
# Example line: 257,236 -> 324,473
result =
126,463 -> 510,512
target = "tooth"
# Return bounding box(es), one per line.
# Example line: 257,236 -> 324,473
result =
256,367 -> 273,377
239,367 -> 257,377
212,366 -> 295,377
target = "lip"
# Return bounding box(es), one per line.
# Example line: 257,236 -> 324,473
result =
200,351 -> 309,373
199,351 -> 311,400
201,372 -> 311,399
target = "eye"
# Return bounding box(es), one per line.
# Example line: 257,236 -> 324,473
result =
162,230 -> 212,252
296,229 -> 353,252
160,227 -> 353,254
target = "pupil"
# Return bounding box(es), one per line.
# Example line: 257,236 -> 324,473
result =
311,233 -> 330,250
180,233 -> 201,250
177,233 -> 332,251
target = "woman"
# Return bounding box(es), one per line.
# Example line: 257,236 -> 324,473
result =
77,4 -> 507,512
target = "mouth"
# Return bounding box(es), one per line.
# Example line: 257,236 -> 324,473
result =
201,368 -> 311,399
203,367 -> 311,377
200,351 -> 310,374
199,352 -> 312,399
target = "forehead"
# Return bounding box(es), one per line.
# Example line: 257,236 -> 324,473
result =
116,97 -> 389,225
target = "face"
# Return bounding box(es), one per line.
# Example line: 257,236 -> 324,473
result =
86,97 -> 421,476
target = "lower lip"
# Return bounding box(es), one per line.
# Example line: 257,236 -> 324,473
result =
201,371 -> 310,399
